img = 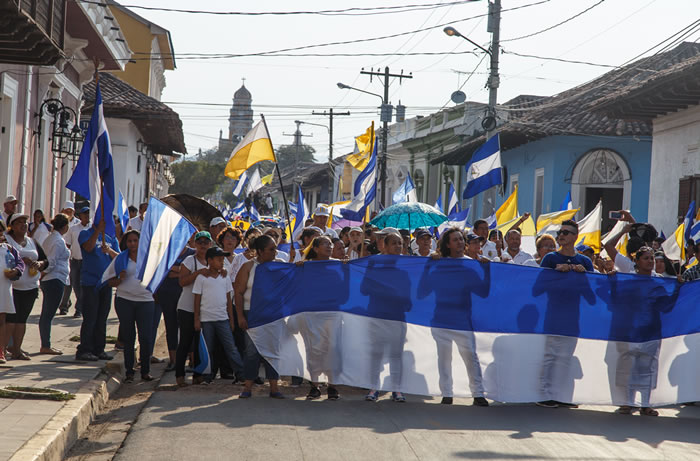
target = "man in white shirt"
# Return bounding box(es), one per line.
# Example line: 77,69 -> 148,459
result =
61,201 -> 80,227
312,205 -> 338,239
473,219 -> 499,261
500,229 -> 538,266
1,195 -> 17,224
128,202 -> 147,232
60,207 -> 91,317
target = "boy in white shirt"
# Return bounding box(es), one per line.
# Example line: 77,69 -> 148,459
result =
193,247 -> 244,383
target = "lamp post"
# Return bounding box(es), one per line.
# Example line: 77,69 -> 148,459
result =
337,82 -> 388,206
443,0 -> 501,139
36,99 -> 84,159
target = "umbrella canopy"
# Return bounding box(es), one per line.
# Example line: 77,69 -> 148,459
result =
160,194 -> 223,231
369,202 -> 447,230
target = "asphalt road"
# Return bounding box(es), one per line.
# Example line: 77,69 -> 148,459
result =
106,378 -> 700,461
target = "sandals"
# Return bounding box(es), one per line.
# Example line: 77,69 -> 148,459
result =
39,347 -> 63,356
269,391 -> 285,399
14,351 -> 31,361
617,406 -> 633,415
640,407 -> 658,417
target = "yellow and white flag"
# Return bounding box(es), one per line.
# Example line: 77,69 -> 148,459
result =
346,125 -> 374,171
536,209 -> 580,236
662,222 -> 685,262
575,201 -> 602,252
601,219 -> 629,258
498,215 -> 537,255
225,121 -> 276,180
261,173 -> 274,185
496,186 -> 518,226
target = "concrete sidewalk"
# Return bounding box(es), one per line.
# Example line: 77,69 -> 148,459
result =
0,291 -> 125,461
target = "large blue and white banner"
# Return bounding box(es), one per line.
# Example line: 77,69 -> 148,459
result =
247,256 -> 700,406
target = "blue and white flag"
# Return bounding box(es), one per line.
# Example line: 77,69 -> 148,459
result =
291,185 -> 309,241
232,170 -> 249,197
560,190 -> 573,211
231,201 -> 246,217
486,212 -> 497,229
683,201 -> 696,245
99,249 -> 130,288
66,81 -> 116,237
447,183 -> 459,215
193,331 -> 211,375
690,220 -> 700,244
241,202 -> 261,222
341,139 -> 377,221
463,134 -> 502,200
434,192 -> 443,213
436,207 -> 470,236
117,190 -> 129,232
392,172 -> 416,204
288,201 -> 298,216
246,168 -> 263,194
136,197 -> 197,293
246,257 -> 700,406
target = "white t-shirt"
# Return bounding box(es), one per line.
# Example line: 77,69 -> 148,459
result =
176,255 -> 208,313
614,253 -> 635,273
192,273 -> 232,322
481,240 -> 500,261
116,258 -> 154,302
501,249 -> 538,267
0,244 -> 17,314
66,222 -> 91,259
29,222 -> 51,246
128,216 -> 143,231
224,256 -> 236,283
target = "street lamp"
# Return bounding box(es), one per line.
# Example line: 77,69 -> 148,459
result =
36,99 -> 84,159
336,82 -> 384,103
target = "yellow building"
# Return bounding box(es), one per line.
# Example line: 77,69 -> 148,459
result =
108,2 -> 175,100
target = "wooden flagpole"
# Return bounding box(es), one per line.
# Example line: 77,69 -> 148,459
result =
260,114 -> 293,242
92,57 -> 106,244
359,121 -> 375,258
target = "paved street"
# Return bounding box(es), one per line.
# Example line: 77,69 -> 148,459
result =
99,376 -> 700,461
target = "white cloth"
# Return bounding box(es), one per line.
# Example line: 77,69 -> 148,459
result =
501,249 -> 538,267
128,216 -> 143,231
0,244 -> 17,313
66,222 -> 91,260
322,227 -> 339,239
242,260 -> 258,312
231,251 -> 253,283
176,255 -> 208,313
6,234 -> 40,290
224,256 -> 236,283
41,230 -> 70,284
481,240 -> 500,261
29,222 -> 50,246
276,249 -> 289,262
116,258 -> 154,302
69,216 -> 80,227
192,273 -> 232,322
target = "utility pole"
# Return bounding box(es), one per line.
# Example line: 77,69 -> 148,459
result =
485,0 -> 501,140
283,121 -> 312,187
312,108 -> 350,200
359,67 -> 412,208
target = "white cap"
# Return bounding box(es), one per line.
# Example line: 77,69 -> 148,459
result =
313,204 -> 330,217
63,200 -> 75,210
349,226 -> 363,234
375,227 -> 400,235
4,195 -> 17,204
8,214 -> 29,225
209,217 -> 227,227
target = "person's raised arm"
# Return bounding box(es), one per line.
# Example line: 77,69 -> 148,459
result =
82,220 -> 105,253
178,258 -> 205,287
603,221 -> 634,262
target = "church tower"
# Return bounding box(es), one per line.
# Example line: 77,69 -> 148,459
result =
219,79 -> 254,151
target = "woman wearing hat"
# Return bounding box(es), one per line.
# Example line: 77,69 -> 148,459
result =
5,213 -> 48,360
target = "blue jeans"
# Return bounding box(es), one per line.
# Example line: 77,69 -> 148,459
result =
243,329 -> 278,381
201,320 -> 243,380
39,279 -> 65,348
77,285 -> 112,356
115,297 -> 154,376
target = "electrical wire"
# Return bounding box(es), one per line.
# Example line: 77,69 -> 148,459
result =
501,0 -> 607,42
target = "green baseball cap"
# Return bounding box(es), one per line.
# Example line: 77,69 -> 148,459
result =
195,231 -> 212,241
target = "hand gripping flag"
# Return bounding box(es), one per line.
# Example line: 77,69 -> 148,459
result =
66,80 -> 116,237
225,121 -> 275,180
117,190 -> 129,232
136,197 -> 197,293
463,134 -> 503,200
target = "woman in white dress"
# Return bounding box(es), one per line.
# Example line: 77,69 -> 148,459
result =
0,221 -> 25,364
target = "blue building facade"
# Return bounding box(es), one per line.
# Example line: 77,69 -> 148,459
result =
461,135 -> 652,234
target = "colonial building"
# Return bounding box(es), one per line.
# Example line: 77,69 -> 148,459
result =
219,82 -> 254,152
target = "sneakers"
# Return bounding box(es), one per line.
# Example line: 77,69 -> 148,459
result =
327,386 -> 340,401
124,374 -> 134,383
391,392 -> 406,403
365,390 -> 379,401
306,386 -> 322,400
0,354 -> 6,365
141,374 -> 154,381
76,353 -> 99,361
536,400 -> 559,408
473,397 -> 489,407
97,352 -> 113,361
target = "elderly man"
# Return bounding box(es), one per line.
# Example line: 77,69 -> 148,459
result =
209,217 -> 228,244
501,229 -> 537,266
2,195 -> 17,224
312,205 -> 338,239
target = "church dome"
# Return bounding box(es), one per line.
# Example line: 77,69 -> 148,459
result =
234,84 -> 251,100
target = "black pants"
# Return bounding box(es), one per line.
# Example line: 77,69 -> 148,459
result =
77,285 -> 111,356
157,288 -> 181,351
175,310 -> 201,379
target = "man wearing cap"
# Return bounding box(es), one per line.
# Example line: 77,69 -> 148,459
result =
60,207 -> 91,316
209,217 -> 228,245
2,196 -> 18,225
347,227 -> 365,260
501,229 -> 537,266
312,205 -> 338,239
61,201 -> 79,227
128,202 -> 148,232
76,218 -> 120,361
374,227 -> 401,255
413,228 -> 434,257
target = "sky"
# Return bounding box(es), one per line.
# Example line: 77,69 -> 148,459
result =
116,0 -> 700,161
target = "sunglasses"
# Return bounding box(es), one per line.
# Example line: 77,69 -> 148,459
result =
556,229 -> 576,237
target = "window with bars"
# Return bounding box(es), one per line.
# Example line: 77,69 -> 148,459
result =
678,175 -> 700,222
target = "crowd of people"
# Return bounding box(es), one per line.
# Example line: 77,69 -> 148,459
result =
0,194 -> 698,416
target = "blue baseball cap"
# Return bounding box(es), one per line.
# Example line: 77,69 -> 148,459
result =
576,244 -> 593,254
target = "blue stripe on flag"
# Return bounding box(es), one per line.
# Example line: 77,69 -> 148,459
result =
193,330 -> 211,375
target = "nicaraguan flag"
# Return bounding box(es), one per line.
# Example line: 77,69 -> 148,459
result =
463,134 -> 502,200
246,168 -> 263,194
117,190 -> 129,232
683,201 -> 695,245
341,138 -> 377,220
486,212 -> 497,229
690,220 -> 700,244
437,207 -> 470,236
66,80 -> 116,237
434,192 -> 443,213
136,197 -> 197,293
447,183 -> 459,215
232,170 -> 249,197
193,331 -> 211,375
241,202 -> 261,221
231,201 -> 246,216
392,172 -> 416,204
560,190 -> 573,211
99,249 -> 130,288
291,185 -> 309,241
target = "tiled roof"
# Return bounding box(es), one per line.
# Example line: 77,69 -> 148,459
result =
433,42 -> 700,165
83,72 -> 186,155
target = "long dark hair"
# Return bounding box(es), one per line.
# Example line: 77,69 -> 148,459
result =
252,234 -> 274,254
120,229 -> 140,251
438,227 -> 463,257
305,235 -> 332,261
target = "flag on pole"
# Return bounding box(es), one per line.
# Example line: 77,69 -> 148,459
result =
232,170 -> 249,196
100,249 -> 130,287
291,185 -> 309,241
347,125 -> 374,171
683,201 -> 696,245
536,208 -> 580,236
117,190 -> 129,232
66,80 -> 116,237
261,173 -> 274,185
242,202 -> 260,222
496,185 -> 518,226
437,207 -> 471,236
447,183 -> 459,215
246,167 -> 264,194
485,212 -> 498,230
231,201 -> 246,216
560,190 -> 573,211
463,134 -> 503,200
135,197 -> 197,293
601,219 -> 630,258
392,172 -> 416,204
225,121 -> 276,180
193,331 -> 211,375
662,222 -> 686,262
434,192 -> 443,213
575,200 -> 602,253
341,131 -> 377,221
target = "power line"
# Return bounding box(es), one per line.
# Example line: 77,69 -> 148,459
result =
501,0 -> 607,42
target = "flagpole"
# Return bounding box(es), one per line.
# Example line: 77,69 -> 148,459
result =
92,57 -> 106,244
260,114 -> 293,240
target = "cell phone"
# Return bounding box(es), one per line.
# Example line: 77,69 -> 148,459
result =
609,211 -> 623,220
